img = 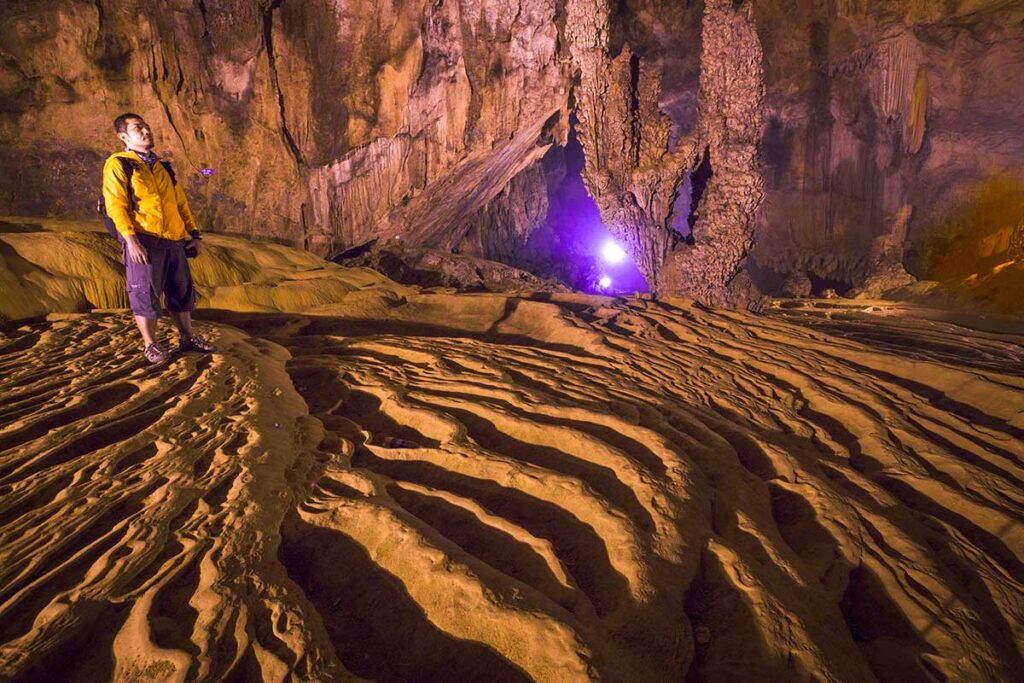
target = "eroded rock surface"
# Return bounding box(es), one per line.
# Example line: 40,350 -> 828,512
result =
338,242 -> 568,293
0,0 -> 573,260
2,292 -> 1023,680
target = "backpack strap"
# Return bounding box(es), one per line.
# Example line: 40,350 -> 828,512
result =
117,156 -> 138,211
98,156 -> 138,238
160,160 -> 178,186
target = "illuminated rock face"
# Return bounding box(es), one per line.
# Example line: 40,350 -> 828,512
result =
1,0 -> 1023,306
567,0 -> 1024,306
0,0 -> 572,257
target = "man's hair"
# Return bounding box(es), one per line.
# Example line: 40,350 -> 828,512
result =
114,113 -> 143,135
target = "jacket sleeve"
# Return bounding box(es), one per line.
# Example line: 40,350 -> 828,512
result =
174,178 -> 199,234
101,158 -> 137,236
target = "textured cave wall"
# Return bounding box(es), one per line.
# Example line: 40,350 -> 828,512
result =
747,0 -> 1024,295
2,0 -> 1023,307
297,0 -> 573,254
569,0 -> 1024,302
0,0 -> 572,259
564,0 -> 687,292
657,0 -> 766,307
0,0 -> 301,241
564,0 -> 765,307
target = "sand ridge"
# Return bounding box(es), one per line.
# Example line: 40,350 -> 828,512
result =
1,288 -> 1021,681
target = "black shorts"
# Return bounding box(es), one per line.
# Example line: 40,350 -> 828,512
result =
122,234 -> 196,319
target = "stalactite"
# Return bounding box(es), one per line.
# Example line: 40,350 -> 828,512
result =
874,32 -> 928,157
564,0 -> 694,292
877,34 -> 918,121
905,66 -> 928,154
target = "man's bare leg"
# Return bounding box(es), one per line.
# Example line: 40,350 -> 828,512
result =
168,310 -> 193,341
169,310 -> 214,352
134,315 -> 158,347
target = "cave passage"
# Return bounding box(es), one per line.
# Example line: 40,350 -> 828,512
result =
539,120 -> 649,295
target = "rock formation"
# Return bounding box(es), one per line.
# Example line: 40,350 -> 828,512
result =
0,0 -> 573,258
1,0 -> 1023,307
747,0 -> 1024,298
337,242 -> 568,293
564,0 -> 764,306
655,0 -> 766,307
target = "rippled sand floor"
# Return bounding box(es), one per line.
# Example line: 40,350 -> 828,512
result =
1,294 -> 1022,681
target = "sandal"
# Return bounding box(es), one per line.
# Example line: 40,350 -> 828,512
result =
179,334 -> 215,353
144,343 -> 169,365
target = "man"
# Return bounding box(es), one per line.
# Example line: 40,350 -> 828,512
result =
102,112 -> 215,363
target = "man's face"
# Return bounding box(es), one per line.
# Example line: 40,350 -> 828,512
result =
118,118 -> 153,151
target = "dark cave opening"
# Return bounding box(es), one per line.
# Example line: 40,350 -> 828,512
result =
806,272 -> 853,297
669,174 -> 693,240
667,148 -> 711,244
527,117 -> 649,295
687,147 -> 713,236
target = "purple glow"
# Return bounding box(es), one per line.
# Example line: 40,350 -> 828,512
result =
601,241 -> 626,264
199,167 -> 215,176
599,276 -> 612,289
527,119 -> 649,295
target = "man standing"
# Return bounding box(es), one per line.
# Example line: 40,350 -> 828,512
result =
102,112 -> 215,363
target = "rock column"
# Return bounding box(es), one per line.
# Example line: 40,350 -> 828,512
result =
658,0 -> 766,308
566,0 -> 766,308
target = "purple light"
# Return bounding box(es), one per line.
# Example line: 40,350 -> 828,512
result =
540,118 -> 649,294
601,240 -> 626,264
199,167 -> 215,176
599,276 -> 612,289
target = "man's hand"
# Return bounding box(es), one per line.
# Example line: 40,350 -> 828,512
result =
185,238 -> 201,257
124,234 -> 149,264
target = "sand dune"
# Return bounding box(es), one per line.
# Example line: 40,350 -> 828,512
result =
1,224 -> 1023,681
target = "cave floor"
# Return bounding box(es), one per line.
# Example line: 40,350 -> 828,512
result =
1,295 -> 1022,681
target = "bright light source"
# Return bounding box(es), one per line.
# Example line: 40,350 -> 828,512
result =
601,241 -> 626,264
599,276 -> 612,289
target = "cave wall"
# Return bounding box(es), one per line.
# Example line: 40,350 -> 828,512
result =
749,0 -> 1024,294
0,0 -> 298,241
0,0 -> 572,257
2,0 -> 1023,306
582,0 -> 1024,302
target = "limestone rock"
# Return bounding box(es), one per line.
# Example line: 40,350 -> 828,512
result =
1,0 -> 1023,310
0,0 -> 572,260
339,243 -> 567,293
779,271 -> 814,299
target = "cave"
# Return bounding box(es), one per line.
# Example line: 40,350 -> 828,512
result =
524,117 -> 650,295
1,0 -> 1023,681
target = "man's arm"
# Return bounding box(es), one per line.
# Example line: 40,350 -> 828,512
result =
103,158 -> 148,264
102,158 -> 137,237
174,178 -> 200,237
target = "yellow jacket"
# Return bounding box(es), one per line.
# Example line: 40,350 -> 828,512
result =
102,151 -> 197,240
